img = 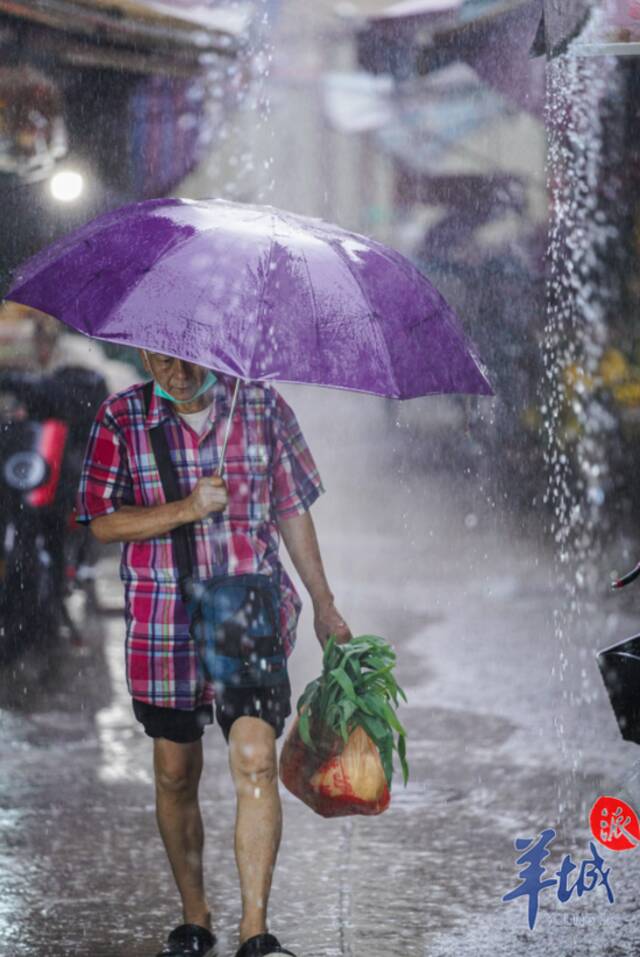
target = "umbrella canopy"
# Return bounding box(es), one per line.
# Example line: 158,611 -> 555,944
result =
5,197 -> 491,399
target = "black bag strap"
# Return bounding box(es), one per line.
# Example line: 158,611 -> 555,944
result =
142,379 -> 194,595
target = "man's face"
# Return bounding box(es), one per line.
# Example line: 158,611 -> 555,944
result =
141,350 -> 209,402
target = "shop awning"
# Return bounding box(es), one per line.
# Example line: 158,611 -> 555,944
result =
354,0 -> 593,72
532,0 -> 592,56
355,0 -> 544,116
0,0 -> 253,54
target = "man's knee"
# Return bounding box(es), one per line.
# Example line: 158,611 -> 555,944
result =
228,718 -> 277,789
154,739 -> 202,798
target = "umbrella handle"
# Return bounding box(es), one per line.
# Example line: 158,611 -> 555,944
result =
612,562 -> 640,590
215,377 -> 242,477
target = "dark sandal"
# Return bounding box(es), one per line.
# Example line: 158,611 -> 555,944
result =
234,932 -> 297,957
156,923 -> 218,957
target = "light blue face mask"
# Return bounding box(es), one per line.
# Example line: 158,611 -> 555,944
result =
154,370 -> 218,405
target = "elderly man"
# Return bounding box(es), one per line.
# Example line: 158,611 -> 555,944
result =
76,351 -> 351,957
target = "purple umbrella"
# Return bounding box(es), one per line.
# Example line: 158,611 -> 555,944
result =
5,197 -> 491,463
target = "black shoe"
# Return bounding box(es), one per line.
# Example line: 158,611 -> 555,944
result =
156,923 -> 219,957
234,933 -> 297,957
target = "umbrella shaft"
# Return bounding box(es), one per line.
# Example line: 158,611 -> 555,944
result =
216,377 -> 241,476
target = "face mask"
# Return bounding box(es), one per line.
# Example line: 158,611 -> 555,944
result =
153,370 -> 218,405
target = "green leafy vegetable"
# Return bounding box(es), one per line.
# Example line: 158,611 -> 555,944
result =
295,634 -> 409,788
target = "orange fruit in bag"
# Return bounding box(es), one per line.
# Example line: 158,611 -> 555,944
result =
279,716 -> 390,817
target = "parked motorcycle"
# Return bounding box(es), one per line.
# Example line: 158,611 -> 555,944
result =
0,365 -> 107,662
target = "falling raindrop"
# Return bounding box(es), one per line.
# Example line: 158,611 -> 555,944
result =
543,33 -> 622,813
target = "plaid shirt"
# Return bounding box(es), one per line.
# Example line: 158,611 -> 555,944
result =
76,374 -> 325,709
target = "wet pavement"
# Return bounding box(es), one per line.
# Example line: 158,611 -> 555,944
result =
2,387 -> 640,957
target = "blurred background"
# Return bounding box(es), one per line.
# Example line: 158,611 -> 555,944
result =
0,0 -> 608,514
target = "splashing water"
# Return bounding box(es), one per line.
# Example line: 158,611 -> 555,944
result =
543,35 -> 621,814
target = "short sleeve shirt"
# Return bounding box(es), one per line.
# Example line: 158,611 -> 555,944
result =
76,374 -> 325,709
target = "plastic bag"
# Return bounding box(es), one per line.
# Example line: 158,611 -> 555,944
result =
279,715 -> 390,817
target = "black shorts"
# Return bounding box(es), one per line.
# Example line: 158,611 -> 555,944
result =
132,674 -> 292,745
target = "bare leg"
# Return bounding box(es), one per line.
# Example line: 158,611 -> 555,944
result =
154,737 -> 212,930
227,717 -> 281,945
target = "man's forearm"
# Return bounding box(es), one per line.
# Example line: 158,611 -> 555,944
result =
90,501 -> 194,544
276,509 -> 333,606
